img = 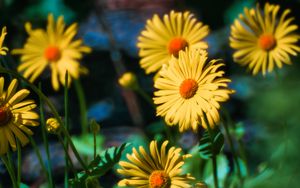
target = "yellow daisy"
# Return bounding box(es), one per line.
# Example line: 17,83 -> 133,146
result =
230,3 -> 300,75
117,140 -> 194,188
0,77 -> 39,155
0,26 -> 9,55
153,49 -> 233,132
137,10 -> 209,74
12,14 -> 91,91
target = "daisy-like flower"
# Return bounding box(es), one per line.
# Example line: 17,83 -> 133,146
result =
117,140 -> 194,188
230,3 -> 300,75
0,26 -> 9,55
0,77 -> 39,155
154,49 -> 233,132
12,14 -> 91,91
137,10 -> 209,75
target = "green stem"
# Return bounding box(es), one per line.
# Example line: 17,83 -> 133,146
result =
222,108 -> 248,178
38,83 -> 54,188
93,132 -> 97,160
74,79 -> 88,135
29,136 -> 49,179
204,115 -> 219,188
6,149 -> 16,183
135,88 -> 155,109
16,141 -> 21,187
0,155 -> 17,188
0,68 -> 88,172
64,72 -> 69,188
57,134 -> 78,179
222,119 -> 244,182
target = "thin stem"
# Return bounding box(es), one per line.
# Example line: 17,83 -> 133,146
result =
0,68 -> 88,172
38,83 -> 54,188
222,108 -> 248,178
74,79 -> 88,135
57,134 -> 78,179
204,115 -> 219,188
222,119 -> 244,182
0,155 -> 17,188
16,141 -> 21,187
93,132 -> 97,160
6,149 -> 16,182
64,72 -> 69,188
135,88 -> 155,109
29,137 -> 49,181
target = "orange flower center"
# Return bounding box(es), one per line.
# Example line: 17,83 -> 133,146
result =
168,37 -> 188,57
149,171 -> 170,188
44,46 -> 61,61
0,106 -> 12,126
179,79 -> 198,99
258,34 -> 276,51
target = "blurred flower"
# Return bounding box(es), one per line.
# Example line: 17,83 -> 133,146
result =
137,11 -> 209,75
154,49 -> 233,132
230,3 -> 300,75
46,118 -> 60,134
118,72 -> 138,90
0,78 -> 39,155
0,27 -> 8,56
117,140 -> 194,187
12,14 -> 91,91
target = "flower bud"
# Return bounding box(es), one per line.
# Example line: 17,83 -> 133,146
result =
46,118 -> 61,134
118,72 -> 138,90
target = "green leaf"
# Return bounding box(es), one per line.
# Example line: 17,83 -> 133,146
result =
71,134 -> 104,156
20,183 -> 30,188
199,128 -> 224,159
69,143 -> 128,187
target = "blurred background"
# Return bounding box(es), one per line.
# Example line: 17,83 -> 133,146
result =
1,0 -> 300,187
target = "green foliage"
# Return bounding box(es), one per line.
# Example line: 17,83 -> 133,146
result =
199,128 -> 224,159
69,143 -> 128,188
71,134 -> 104,156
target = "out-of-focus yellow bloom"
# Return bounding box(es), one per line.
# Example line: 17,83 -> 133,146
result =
117,140 -> 195,187
0,27 -> 8,55
118,72 -> 138,90
137,11 -> 209,75
230,3 -> 300,75
46,118 -> 60,134
0,77 -> 39,155
154,49 -> 233,132
12,14 -> 91,91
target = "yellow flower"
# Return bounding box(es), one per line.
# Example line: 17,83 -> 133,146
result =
137,10 -> 209,75
0,26 -> 9,55
46,118 -> 60,134
230,3 -> 300,75
118,72 -> 138,90
12,14 -> 91,91
117,140 -> 194,188
0,77 -> 39,155
153,49 -> 233,132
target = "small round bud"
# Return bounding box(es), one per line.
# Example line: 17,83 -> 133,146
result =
118,72 -> 138,90
46,118 -> 61,134
90,119 -> 100,133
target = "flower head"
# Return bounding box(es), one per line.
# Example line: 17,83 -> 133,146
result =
230,3 -> 300,75
0,77 -> 39,155
12,14 -> 91,91
117,140 -> 194,187
137,10 -> 209,75
118,72 -> 138,90
46,118 -> 60,134
154,49 -> 233,132
0,27 -> 8,55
